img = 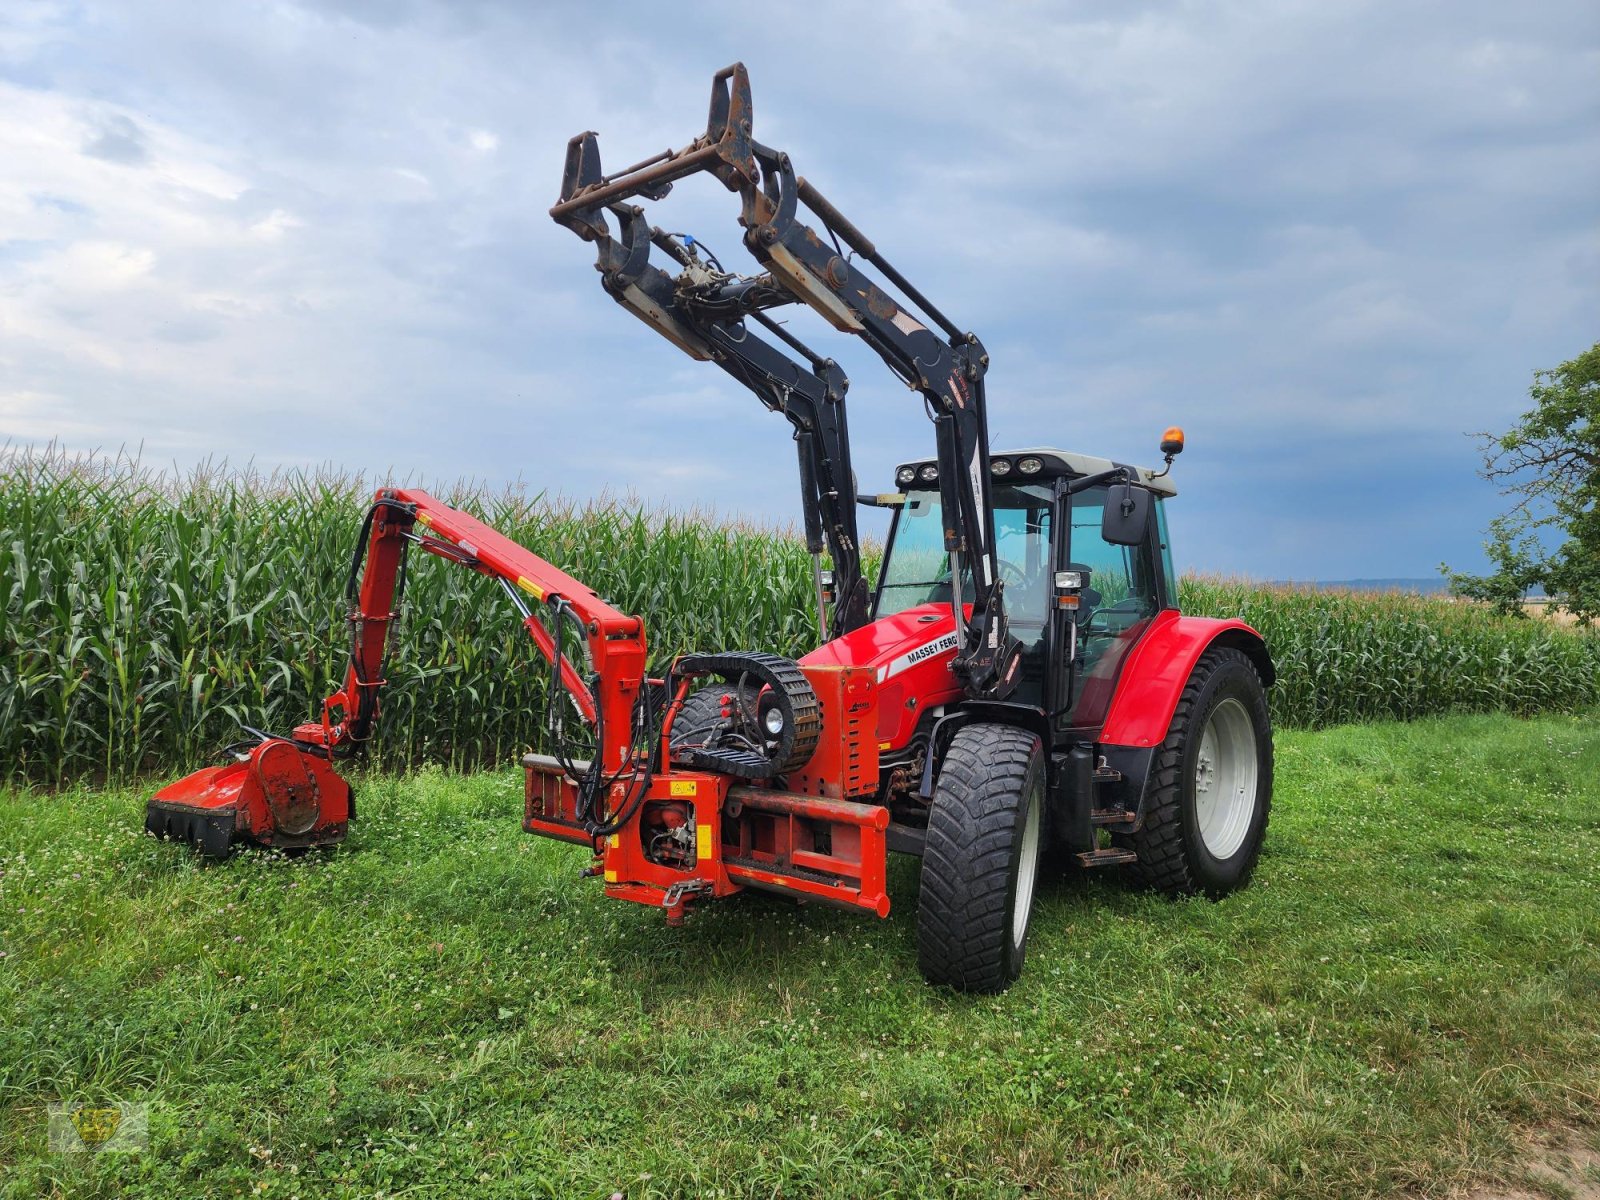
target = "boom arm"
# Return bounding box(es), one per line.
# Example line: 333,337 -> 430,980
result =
550,63 -> 1021,698
318,487 -> 652,831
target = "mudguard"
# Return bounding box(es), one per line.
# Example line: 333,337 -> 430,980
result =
1098,612 -> 1274,749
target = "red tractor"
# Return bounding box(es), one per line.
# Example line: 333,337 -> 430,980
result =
147,65 -> 1273,992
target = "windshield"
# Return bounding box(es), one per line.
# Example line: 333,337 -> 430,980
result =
876,485 -> 1054,641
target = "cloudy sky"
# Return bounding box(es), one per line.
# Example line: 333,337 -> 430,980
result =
2,1 -> 1596,580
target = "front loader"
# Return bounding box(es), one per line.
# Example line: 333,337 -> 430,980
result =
147,64 -> 1275,992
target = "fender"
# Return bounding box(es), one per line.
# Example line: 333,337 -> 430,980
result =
916,700 -> 1051,801
1098,612 -> 1274,749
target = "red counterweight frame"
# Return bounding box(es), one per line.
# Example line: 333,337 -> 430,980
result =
149,486 -> 893,923
523,661 -> 889,924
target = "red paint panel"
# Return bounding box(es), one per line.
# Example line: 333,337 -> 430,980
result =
148,739 -> 351,848
1098,613 -> 1268,748
801,602 -> 966,750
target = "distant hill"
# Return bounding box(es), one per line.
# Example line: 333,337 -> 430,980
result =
1267,577 -> 1547,598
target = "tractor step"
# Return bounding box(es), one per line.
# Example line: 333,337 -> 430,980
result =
1076,847 -> 1139,868
1090,807 -> 1136,826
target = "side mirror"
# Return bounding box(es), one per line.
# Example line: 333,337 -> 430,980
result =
1101,483 -> 1151,546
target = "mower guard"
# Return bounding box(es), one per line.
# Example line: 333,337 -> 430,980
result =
146,738 -> 352,858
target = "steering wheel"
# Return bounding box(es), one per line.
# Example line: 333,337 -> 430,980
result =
999,560 -> 1028,588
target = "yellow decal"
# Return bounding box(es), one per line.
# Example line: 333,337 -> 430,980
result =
516,575 -> 545,600
415,511 -> 432,526
603,869 -> 617,883
696,824 -> 712,862
669,780 -> 698,797
879,741 -> 892,750
608,835 -> 620,848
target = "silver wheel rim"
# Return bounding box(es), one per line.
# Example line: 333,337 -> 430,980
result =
1194,696 -> 1259,859
1012,781 -> 1042,947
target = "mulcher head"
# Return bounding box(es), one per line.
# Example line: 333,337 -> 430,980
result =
145,738 -> 353,858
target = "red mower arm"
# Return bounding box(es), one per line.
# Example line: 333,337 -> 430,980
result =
149,485 -> 659,858
313,488 -> 648,782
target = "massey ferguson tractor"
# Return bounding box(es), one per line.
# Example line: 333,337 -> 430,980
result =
146,65 -> 1274,992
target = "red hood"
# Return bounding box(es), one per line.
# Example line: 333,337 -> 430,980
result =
800,602 -> 960,678
801,604 -> 965,749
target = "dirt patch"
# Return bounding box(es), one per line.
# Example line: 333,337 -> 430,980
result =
1463,1127 -> 1600,1199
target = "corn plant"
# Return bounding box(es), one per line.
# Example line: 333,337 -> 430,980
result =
2,447 -> 1596,785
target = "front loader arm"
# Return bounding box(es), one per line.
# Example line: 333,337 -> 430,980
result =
556,172 -> 870,639
550,64 -> 1021,698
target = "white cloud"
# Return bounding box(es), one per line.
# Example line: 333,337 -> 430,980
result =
249,209 -> 300,239
0,0 -> 1594,579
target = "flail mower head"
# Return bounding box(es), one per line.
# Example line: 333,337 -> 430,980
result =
146,733 -> 353,859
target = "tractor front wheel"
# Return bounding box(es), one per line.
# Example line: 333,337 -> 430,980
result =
917,723 -> 1046,993
1127,646 -> 1272,896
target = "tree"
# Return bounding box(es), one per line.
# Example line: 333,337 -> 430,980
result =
1445,342 -> 1600,625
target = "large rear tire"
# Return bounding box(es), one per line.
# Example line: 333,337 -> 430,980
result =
1128,646 -> 1272,897
917,724 -> 1046,993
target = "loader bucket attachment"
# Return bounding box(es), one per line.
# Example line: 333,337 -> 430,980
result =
145,738 -> 353,859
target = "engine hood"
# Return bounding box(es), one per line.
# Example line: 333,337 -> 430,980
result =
801,603 -> 961,680
801,604 -> 966,749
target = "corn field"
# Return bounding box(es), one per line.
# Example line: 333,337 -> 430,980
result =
2,448 -> 1596,785
1180,576 -> 1600,728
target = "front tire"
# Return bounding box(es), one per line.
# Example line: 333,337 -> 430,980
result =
1129,646 -> 1272,896
917,724 -> 1046,993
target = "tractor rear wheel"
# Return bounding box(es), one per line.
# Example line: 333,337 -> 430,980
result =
917,723 -> 1046,993
1127,646 -> 1272,897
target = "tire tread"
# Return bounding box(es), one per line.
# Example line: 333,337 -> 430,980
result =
1128,646 -> 1272,896
917,724 -> 1042,993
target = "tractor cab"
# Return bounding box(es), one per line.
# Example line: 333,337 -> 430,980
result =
874,448 -> 1178,726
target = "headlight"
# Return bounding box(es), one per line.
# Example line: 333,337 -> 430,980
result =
1017,456 -> 1043,475
896,466 -> 916,485
918,464 -> 938,482
990,458 -> 1012,476
762,706 -> 786,737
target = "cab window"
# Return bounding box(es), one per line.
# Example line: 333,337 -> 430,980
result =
1064,484 -> 1162,727
876,483 -> 1053,652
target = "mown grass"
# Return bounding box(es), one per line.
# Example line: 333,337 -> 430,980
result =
2,711 -> 1596,1198
3,447 -> 1598,784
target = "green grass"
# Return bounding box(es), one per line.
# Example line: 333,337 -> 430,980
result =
4,448 -> 1598,786
2,711 -> 1596,1198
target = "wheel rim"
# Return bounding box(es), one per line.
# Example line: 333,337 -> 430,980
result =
1012,781 -> 1043,947
1193,696 -> 1259,860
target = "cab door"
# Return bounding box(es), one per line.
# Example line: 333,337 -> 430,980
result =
1055,484 -> 1172,731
